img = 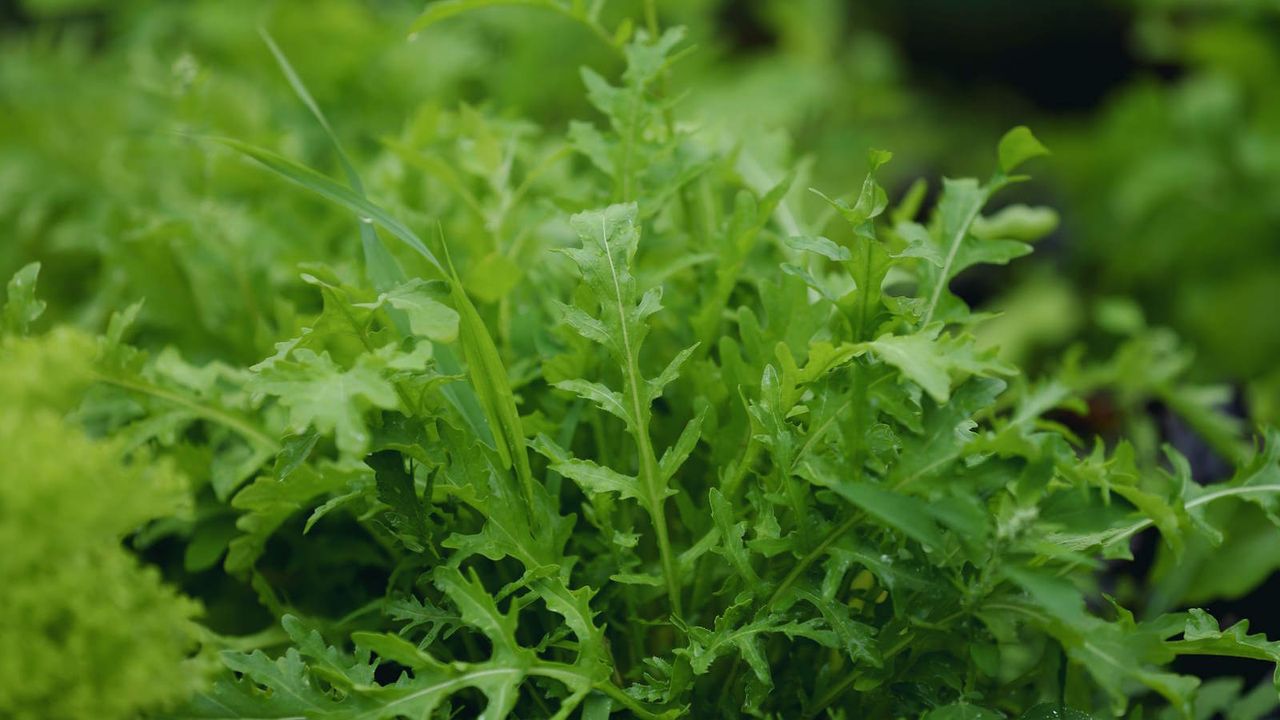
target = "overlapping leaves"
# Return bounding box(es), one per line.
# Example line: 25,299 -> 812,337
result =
8,11 -> 1280,720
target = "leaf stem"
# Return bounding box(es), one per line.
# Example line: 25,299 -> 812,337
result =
652,493 -> 684,618
921,188 -> 988,326
599,213 -> 683,617
631,391 -> 681,616
643,0 -> 660,37
592,676 -> 669,719
1103,483 -> 1280,546
804,610 -> 962,717
805,665 -> 859,718
632,390 -> 682,619
94,373 -> 279,451
767,512 -> 860,609
527,664 -> 665,717
722,436 -> 760,499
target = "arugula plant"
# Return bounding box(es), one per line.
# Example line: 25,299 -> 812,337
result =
6,5 -> 1280,720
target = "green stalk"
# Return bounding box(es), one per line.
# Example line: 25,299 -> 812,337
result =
625,363 -> 683,618
643,0 -> 660,37
94,373 -> 279,452
597,205 -> 683,617
722,436 -> 761,499
766,513 -> 860,609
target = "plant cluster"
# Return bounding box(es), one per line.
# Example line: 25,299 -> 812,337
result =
3,3 -> 1280,719
1,270 -> 207,720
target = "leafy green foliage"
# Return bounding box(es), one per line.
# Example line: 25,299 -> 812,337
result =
3,4 -> 1280,720
253,349 -> 400,456
1,281 -> 210,719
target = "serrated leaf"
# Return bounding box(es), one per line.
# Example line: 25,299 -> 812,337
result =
861,325 -> 1016,403
709,488 -> 761,587
252,349 -> 398,455
532,434 -> 643,501
785,235 -> 851,262
1168,608 -> 1280,669
554,378 -> 630,425
357,279 -> 459,342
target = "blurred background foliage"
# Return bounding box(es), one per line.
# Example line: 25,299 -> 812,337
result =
5,0 -> 1278,392
3,0 -> 1279,692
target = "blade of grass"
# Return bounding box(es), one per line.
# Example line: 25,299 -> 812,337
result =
260,29 -> 404,292
255,36 -> 495,448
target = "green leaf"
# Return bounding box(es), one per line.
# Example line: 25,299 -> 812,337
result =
1227,429 -> 1280,525
365,450 -> 430,552
788,585 -> 880,666
357,279 -> 459,343
448,269 -> 536,505
972,204 -> 1059,241
1000,567 -> 1200,716
532,433 -> 644,502
555,202 -> 687,614
464,252 -> 523,303
659,406 -> 707,481
260,29 -> 404,292
253,41 -> 494,458
784,235 -> 851,262
709,488 -> 761,588
889,377 -> 1006,489
860,324 -> 1015,403
213,138 -> 445,273
224,122 -> 524,518
819,480 -> 945,551
188,648 -> 333,718
554,378 -> 630,424
811,149 -> 893,229
1168,608 -> 1280,670
814,150 -> 895,340
3,262 -> 45,335
252,349 -> 398,455
998,126 -> 1051,175
678,596 -> 832,693
273,430 -> 320,481
611,573 -> 665,587
226,464 -> 352,573
920,177 -> 990,325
